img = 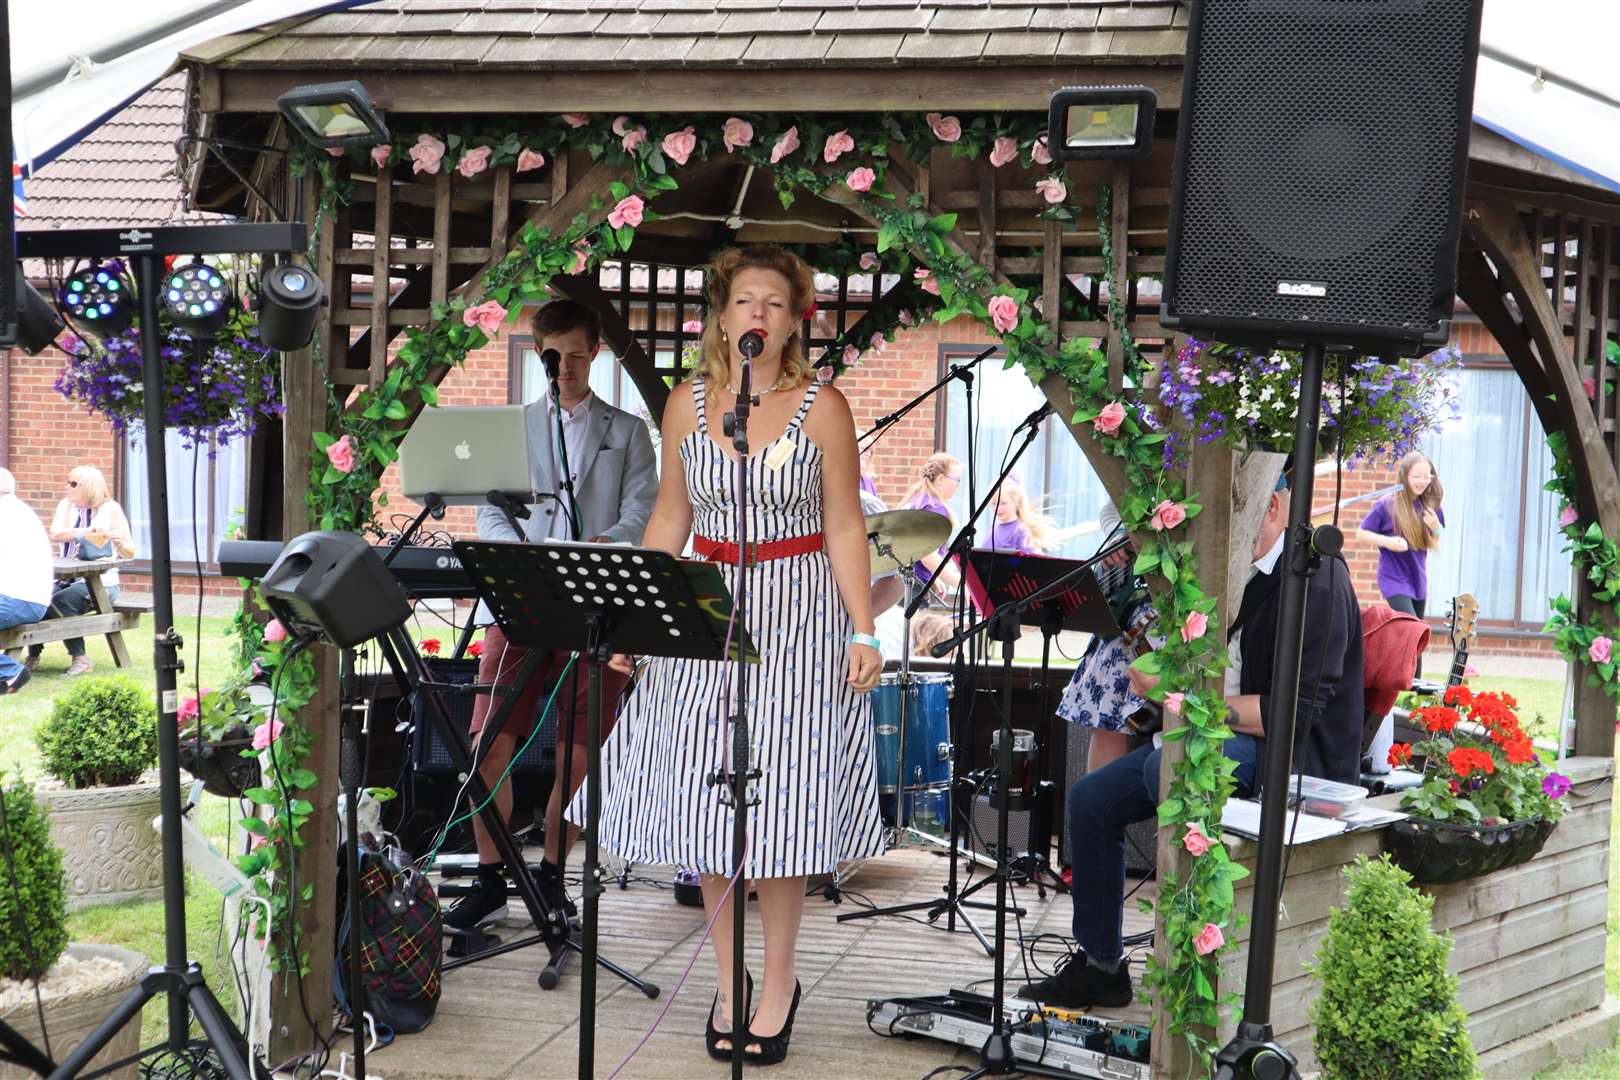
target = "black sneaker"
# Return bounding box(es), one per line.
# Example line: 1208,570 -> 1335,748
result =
1015,951 -> 1133,1010
443,874 -> 509,933
2,667 -> 30,695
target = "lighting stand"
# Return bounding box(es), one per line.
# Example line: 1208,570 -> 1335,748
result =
1212,341 -> 1329,1080
716,356 -> 760,1080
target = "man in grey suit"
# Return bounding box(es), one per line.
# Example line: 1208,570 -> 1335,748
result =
450,298 -> 658,931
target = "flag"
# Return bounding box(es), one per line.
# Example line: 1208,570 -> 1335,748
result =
13,162 -> 26,218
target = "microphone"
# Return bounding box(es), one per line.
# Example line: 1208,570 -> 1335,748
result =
541,348 -> 561,381
1014,401 -> 1055,434
737,329 -> 766,360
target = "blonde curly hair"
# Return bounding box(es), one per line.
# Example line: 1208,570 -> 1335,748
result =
690,245 -> 816,399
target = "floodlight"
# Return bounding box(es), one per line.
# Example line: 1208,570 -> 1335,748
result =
256,261 -> 325,350
59,261 -> 135,337
1046,86 -> 1157,161
277,80 -> 390,149
163,260 -> 235,338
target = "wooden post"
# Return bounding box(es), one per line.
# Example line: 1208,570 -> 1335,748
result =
269,169 -> 344,1066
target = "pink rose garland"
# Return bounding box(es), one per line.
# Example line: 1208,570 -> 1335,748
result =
608,195 -> 645,229
325,435 -> 355,474
989,136 -> 1019,168
456,145 -> 492,179
463,299 -> 507,336
1590,636 -> 1613,664
370,145 -> 392,169
1181,610 -> 1209,643
823,129 -> 855,163
1193,922 -> 1226,956
264,618 -> 288,644
914,268 -> 941,296
925,113 -> 962,142
408,133 -> 446,175
515,148 -> 546,172
722,117 -> 754,152
662,126 -> 697,166
1035,176 -> 1067,205
987,295 -> 1019,334
845,167 -> 876,193
561,113 -> 590,128
770,126 -> 800,164
1151,500 -> 1188,531
1094,401 -> 1127,435
1558,505 -> 1579,528
1182,821 -> 1213,856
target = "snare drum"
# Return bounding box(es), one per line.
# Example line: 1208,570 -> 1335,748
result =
870,672 -> 953,795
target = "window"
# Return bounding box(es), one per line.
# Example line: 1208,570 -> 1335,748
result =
512,335 -> 649,418
937,346 -> 1114,559
123,432 -> 247,567
1417,362 -> 1571,629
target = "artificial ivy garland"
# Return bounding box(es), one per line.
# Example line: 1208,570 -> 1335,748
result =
229,111 -> 1453,1055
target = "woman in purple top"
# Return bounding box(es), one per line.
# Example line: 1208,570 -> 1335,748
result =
1357,451 -> 1445,621
902,452 -> 962,593
988,477 -> 1054,554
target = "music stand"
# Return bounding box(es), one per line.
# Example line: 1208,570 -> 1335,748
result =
451,538 -> 755,1079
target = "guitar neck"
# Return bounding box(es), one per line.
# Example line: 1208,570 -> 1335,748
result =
1447,644 -> 1469,686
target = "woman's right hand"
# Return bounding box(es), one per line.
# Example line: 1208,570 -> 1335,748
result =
1386,536 -> 1409,553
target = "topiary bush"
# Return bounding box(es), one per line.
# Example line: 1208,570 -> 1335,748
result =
36,675 -> 159,788
1309,852 -> 1476,1080
0,772 -> 69,980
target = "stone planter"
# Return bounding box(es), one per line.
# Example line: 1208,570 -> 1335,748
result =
0,942 -> 146,1080
36,782 -> 164,910
1384,814 -> 1557,885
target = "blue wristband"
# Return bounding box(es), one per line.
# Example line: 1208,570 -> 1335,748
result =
849,632 -> 881,651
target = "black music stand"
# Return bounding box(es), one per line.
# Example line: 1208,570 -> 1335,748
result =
451,538 -> 754,1079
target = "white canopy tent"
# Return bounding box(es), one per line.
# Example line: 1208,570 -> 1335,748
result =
8,0 -> 1620,192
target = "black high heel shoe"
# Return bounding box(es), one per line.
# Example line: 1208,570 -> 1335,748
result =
705,970 -> 753,1062
743,979 -> 802,1067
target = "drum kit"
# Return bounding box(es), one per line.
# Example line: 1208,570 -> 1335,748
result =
861,508 -> 960,849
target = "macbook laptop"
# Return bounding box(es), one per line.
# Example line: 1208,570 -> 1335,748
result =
398,405 -> 533,507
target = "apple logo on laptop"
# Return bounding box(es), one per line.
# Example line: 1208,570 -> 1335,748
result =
454,441 -> 472,461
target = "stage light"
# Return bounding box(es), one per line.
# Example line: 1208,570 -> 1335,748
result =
277,80 -> 390,149
59,262 -> 135,337
1046,86 -> 1157,161
15,269 -> 64,355
256,261 -> 325,350
163,260 -> 235,338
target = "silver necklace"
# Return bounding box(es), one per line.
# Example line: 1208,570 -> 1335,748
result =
726,371 -> 797,396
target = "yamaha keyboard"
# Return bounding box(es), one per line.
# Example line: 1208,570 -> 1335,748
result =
218,539 -> 475,597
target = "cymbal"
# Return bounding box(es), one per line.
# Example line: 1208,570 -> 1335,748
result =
865,509 -> 950,574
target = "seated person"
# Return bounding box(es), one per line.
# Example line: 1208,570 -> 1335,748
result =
31,465 -> 136,676
0,468 -> 53,693
1020,476 -> 1364,1009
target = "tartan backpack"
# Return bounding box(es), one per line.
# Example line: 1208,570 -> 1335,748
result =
335,843 -> 443,1035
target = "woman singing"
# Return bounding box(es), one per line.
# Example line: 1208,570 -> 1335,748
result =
579,245 -> 884,1065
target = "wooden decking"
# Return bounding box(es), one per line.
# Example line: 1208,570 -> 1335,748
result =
377,846 -> 1154,1079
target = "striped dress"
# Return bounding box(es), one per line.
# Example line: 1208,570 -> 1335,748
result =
575,377 -> 886,878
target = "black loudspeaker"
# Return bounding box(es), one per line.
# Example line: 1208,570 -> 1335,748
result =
1161,0 -> 1485,351
262,530 -> 413,647
409,658 -> 555,777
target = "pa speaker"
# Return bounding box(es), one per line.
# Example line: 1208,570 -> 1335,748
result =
1161,0 -> 1485,351
262,530 -> 412,648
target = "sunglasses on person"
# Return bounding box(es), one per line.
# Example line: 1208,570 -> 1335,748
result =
67,480 -> 78,488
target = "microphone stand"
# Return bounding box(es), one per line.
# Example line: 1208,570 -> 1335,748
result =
841,404 -> 1053,948
857,345 -> 997,446
717,344 -> 761,1080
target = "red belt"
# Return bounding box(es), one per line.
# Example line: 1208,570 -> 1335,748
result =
692,532 -> 824,565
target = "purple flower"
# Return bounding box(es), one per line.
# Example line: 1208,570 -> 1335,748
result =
1542,772 -> 1571,799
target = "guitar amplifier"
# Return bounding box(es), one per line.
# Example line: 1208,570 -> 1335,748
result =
1059,724 -> 1158,878
966,780 -> 1057,863
410,657 -> 556,776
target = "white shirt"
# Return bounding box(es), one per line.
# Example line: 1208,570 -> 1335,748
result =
543,389 -> 595,542
1,494 -> 55,607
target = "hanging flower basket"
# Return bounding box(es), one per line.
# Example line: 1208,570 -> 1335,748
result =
1384,814 -> 1556,885
176,726 -> 262,799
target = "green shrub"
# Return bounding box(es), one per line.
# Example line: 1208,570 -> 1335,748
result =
36,675 -> 159,788
1310,853 -> 1476,1080
0,773 -> 69,980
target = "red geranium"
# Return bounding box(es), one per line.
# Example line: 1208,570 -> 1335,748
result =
467,639 -> 484,658
1418,705 -> 1461,734
1443,684 -> 1473,708
420,638 -> 442,656
1447,747 -> 1495,778
1387,743 -> 1413,768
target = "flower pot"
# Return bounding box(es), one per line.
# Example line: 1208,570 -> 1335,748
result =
1384,815 -> 1557,885
0,942 -> 146,1080
35,781 -> 164,910
177,728 -> 261,799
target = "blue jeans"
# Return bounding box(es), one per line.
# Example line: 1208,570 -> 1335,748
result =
28,580 -> 117,659
1067,735 -> 1261,965
0,594 -> 50,681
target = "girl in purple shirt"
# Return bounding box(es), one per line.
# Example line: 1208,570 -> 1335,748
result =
1357,451 -> 1445,620
902,452 -> 962,592
988,476 -> 1054,554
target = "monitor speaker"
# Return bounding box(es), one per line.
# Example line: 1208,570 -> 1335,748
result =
1161,0 -> 1485,351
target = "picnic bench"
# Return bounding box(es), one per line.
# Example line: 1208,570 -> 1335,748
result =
0,558 -> 151,667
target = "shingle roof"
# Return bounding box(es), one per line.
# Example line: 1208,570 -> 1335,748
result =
18,75 -> 190,232
203,0 -> 1190,69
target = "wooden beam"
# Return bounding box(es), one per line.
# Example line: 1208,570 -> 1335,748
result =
430,170 -> 451,306
270,169 -> 341,1067
369,163 -> 394,386
976,158 -> 997,274
1042,220 -> 1061,336
217,66 -> 1187,115
1107,163 -> 1130,393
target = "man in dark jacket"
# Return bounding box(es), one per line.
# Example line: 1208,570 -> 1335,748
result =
1019,477 -> 1363,1010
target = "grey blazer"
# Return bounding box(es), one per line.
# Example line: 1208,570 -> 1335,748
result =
474,394 -> 658,545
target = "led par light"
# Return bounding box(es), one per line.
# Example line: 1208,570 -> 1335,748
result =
163,261 -> 235,338
59,262 -> 135,337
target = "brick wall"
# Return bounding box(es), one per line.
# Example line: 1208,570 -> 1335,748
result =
0,316 -> 1571,653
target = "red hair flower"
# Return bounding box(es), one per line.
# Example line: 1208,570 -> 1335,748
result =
802,299 -> 818,321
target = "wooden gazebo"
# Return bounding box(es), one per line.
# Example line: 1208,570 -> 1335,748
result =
180,2 -> 1620,1074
